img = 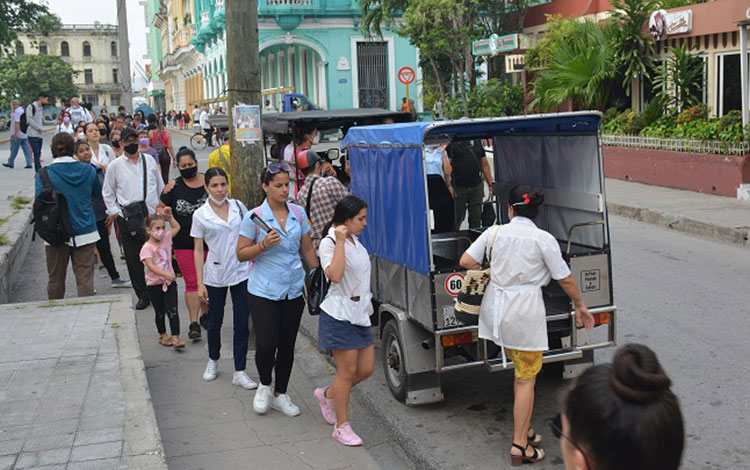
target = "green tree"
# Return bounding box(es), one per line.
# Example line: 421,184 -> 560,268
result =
530,20 -> 618,111
653,44 -> 704,112
0,54 -> 77,109
477,0 -> 529,79
0,1 -> 55,52
609,0 -> 657,101
359,0 -> 407,38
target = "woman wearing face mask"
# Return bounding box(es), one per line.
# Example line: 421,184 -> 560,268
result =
134,110 -> 146,132
74,140 -> 131,289
83,123 -> 115,171
192,167 -> 258,389
97,120 -> 111,146
137,129 -> 160,167
109,130 -> 124,158
237,163 -> 320,417
283,126 -> 320,196
148,113 -> 175,184
75,124 -> 86,142
157,147 -> 208,340
57,112 -> 75,135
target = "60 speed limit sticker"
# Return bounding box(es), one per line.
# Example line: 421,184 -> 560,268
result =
444,273 -> 465,297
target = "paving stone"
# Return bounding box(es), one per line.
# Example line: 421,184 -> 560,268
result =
29,419 -> 79,438
0,425 -> 30,442
0,455 -> 16,470
0,438 -> 23,456
70,441 -> 121,462
66,457 -> 122,470
74,427 -> 123,447
160,420 -> 263,457
22,432 -> 75,452
14,447 -> 70,469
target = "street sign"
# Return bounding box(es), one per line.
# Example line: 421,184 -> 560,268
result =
444,273 -> 464,297
398,66 -> 416,85
472,33 -> 519,56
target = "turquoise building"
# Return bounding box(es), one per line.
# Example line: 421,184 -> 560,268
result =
190,0 -> 422,111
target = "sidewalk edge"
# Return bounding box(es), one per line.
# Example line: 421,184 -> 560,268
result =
608,202 -> 749,247
0,209 -> 34,304
109,295 -> 168,470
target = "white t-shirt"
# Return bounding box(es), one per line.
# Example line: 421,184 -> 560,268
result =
90,143 -> 115,167
199,111 -> 211,130
192,108 -> 201,122
190,199 -> 249,287
11,107 -> 27,139
464,217 -> 571,351
57,123 -> 75,135
318,228 -> 373,326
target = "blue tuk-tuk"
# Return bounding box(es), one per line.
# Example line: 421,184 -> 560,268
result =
340,112 -> 617,405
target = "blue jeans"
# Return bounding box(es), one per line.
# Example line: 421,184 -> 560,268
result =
6,136 -> 31,167
28,137 -> 42,171
206,280 -> 250,371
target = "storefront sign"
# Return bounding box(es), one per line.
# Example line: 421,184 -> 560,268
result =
649,9 -> 693,40
472,34 -> 519,56
505,54 -> 525,73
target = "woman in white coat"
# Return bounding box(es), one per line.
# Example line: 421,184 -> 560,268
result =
460,185 -> 594,467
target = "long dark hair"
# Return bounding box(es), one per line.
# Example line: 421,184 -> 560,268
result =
322,195 -> 368,236
205,166 -> 228,186
509,184 -> 544,219
563,343 -> 684,470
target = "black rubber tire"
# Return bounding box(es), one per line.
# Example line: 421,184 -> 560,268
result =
190,133 -> 207,151
382,320 -> 407,402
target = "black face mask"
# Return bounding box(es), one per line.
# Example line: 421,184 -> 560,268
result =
99,128 -> 107,136
124,143 -> 139,155
179,166 -> 198,179
111,140 -> 120,148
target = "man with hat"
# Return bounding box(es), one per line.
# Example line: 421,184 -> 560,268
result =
295,149 -> 350,249
102,127 -> 165,309
3,99 -> 32,169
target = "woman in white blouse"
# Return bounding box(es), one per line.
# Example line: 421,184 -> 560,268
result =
459,185 -> 595,467
83,122 -> 115,171
313,196 -> 374,447
56,111 -> 75,135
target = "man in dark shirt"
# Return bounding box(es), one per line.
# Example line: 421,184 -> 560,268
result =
446,139 -> 493,228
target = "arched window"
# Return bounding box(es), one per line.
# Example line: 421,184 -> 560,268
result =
15,41 -> 24,56
82,41 -> 91,57
61,41 -> 69,57
110,41 -> 117,57
39,41 -> 48,55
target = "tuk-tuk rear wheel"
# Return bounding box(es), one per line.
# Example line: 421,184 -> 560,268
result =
382,320 -> 407,402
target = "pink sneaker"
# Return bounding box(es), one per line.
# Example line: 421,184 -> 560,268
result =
332,422 -> 363,446
314,387 -> 336,425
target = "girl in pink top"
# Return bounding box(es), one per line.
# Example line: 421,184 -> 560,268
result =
140,210 -> 184,348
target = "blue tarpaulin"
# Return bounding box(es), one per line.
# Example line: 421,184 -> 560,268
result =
134,103 -> 157,118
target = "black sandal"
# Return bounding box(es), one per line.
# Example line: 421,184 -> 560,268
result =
511,443 -> 545,466
527,428 -> 542,447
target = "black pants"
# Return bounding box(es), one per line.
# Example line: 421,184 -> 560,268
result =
117,216 -> 147,300
148,283 -> 180,335
207,281 -> 250,371
203,127 -> 214,146
96,219 -> 120,281
248,293 -> 304,394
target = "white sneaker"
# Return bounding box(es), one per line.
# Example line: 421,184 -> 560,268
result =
232,371 -> 258,390
253,384 -> 272,414
271,393 -> 301,417
203,360 -> 217,381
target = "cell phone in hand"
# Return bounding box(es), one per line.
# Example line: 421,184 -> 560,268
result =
250,212 -> 273,233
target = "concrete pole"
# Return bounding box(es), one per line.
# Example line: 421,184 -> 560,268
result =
740,24 -> 749,130
116,0 -> 133,112
226,0 -> 264,207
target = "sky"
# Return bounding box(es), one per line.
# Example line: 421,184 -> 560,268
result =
42,0 -> 149,89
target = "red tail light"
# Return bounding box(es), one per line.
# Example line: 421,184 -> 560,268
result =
593,312 -> 611,326
441,332 -> 477,347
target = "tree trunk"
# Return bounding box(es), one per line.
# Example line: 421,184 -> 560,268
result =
428,57 -> 445,99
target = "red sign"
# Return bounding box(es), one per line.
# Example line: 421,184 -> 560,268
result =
444,273 -> 465,297
398,66 -> 416,85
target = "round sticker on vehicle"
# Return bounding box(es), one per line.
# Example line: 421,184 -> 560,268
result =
445,273 -> 465,297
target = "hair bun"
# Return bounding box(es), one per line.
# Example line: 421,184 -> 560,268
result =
610,343 -> 672,404
529,189 -> 545,207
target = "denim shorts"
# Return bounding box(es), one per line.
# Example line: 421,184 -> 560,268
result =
318,310 -> 374,351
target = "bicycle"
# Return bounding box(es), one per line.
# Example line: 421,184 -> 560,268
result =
190,131 -> 208,151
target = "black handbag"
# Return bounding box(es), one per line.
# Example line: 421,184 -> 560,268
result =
121,155 -> 148,241
304,235 -> 332,316
481,197 -> 497,227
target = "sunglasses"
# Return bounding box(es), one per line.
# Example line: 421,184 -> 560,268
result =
266,161 -> 291,174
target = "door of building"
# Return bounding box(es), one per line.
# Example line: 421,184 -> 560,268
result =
357,42 -> 388,108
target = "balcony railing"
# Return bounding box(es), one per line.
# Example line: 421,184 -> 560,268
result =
267,0 -> 312,5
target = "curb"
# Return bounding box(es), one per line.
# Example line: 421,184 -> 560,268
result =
0,126 -> 57,145
0,208 -> 34,304
608,202 -> 749,247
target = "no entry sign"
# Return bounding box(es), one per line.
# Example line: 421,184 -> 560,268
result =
398,66 -> 416,85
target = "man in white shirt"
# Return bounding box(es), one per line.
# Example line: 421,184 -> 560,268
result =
102,128 -> 165,309
199,106 -> 214,147
191,106 -> 201,129
66,97 -> 92,127
3,99 -> 32,169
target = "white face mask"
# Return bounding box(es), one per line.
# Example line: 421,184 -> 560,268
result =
312,133 -> 320,145
208,194 -> 226,206
77,132 -> 86,141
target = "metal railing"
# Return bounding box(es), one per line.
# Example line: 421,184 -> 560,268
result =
602,134 -> 750,156
267,0 -> 313,5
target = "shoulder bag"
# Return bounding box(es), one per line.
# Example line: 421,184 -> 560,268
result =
121,155 -> 149,241
454,225 -> 501,325
304,235 -> 333,316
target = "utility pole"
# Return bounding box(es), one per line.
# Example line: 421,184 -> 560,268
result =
116,0 -> 133,112
226,0 -> 264,208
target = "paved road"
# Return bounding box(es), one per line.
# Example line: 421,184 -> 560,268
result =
6,130 -> 750,469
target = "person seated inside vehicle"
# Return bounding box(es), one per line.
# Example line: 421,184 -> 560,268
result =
425,143 -> 455,234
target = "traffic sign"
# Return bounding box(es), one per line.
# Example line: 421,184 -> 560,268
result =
444,273 -> 465,297
398,66 -> 416,85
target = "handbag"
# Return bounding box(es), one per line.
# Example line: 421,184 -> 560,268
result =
454,226 -> 501,325
304,235 -> 332,316
481,197 -> 496,227
121,155 -> 149,241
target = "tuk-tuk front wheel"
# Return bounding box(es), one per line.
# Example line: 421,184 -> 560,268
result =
382,320 -> 407,402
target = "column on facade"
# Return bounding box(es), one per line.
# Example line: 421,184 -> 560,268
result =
317,59 -> 327,110
740,23 -> 749,128
311,51 -> 318,105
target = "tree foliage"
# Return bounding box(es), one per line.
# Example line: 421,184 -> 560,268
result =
653,44 -> 704,112
442,79 -> 524,119
0,54 -> 77,109
609,0 -> 657,94
0,0 -> 56,52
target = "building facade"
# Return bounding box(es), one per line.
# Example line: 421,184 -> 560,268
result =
14,24 -> 125,107
189,0 -> 422,111
144,0 -> 167,111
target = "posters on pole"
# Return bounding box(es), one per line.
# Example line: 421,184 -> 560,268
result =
233,104 -> 262,143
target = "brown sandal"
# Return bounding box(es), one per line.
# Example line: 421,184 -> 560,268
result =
511,443 -> 545,466
158,333 -> 170,346
168,336 -> 185,349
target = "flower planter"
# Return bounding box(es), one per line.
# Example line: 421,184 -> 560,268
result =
603,146 -> 750,198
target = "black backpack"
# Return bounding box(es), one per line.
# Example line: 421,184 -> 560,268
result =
33,168 -> 74,246
18,106 -> 29,134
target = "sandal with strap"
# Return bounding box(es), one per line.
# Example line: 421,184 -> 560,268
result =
511,443 -> 545,467
527,428 -> 542,447
158,333 -> 170,346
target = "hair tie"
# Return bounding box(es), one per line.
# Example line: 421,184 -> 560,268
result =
523,193 -> 530,204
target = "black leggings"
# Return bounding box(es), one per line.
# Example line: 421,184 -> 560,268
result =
248,293 -> 304,394
96,219 -> 120,281
148,283 -> 180,336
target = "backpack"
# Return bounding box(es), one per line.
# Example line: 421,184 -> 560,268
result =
151,130 -> 170,167
18,106 -> 31,134
33,168 -> 74,246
